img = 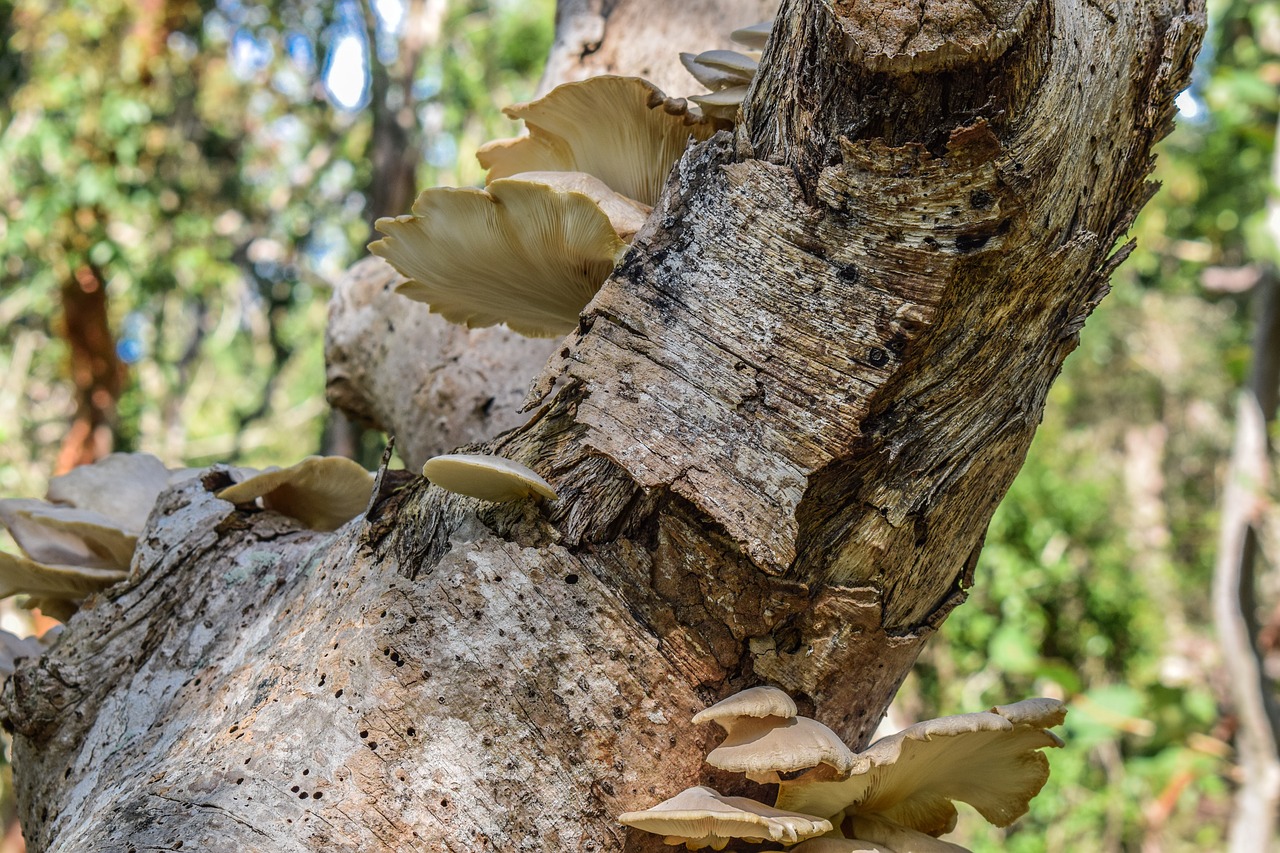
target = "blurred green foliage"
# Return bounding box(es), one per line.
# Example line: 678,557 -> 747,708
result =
904,2 -> 1280,849
0,0 -> 1276,850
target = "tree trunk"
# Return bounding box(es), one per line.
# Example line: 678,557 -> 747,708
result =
4,1 -> 1204,850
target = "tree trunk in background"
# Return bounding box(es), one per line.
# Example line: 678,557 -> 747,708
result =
53,264 -> 125,475
6,1 -> 1204,850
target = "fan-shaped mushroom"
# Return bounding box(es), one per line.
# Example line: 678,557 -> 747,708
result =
370,178 -> 627,337
421,454 -> 558,502
216,456 -> 375,531
476,76 -> 717,207
619,785 -> 832,850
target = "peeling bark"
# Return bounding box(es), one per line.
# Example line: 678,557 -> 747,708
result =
6,1 -> 1204,851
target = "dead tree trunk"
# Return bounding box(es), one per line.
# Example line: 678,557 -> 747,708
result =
4,1 -> 1203,850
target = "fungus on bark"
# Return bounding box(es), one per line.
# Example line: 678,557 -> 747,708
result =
476,76 -> 717,207
505,170 -> 653,242
728,20 -> 772,49
369,178 -> 627,337
0,453 -> 189,617
421,453 -> 558,502
216,456 -> 375,532
618,785 -> 832,850
774,698 -> 1067,839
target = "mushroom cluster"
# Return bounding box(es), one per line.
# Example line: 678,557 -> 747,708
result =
619,686 -> 1066,852
680,21 -> 771,121
0,453 -> 191,620
370,74 -> 718,338
0,453 -> 379,622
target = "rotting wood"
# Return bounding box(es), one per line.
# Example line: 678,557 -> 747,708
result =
5,1 -> 1204,850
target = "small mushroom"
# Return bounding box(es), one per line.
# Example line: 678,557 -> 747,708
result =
730,21 -> 773,49
370,178 -> 627,337
706,714 -> 856,784
693,685 -> 798,726
476,76 -> 717,207
216,456 -> 375,531
619,785 -> 832,850
774,699 -> 1067,836
680,49 -> 758,90
506,171 -> 653,242
421,454 -> 558,502
689,86 -> 751,121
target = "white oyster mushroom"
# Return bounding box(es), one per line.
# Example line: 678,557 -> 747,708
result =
370,178 -> 627,338
422,454 -> 558,503
619,785 -> 832,850
775,698 -> 1067,836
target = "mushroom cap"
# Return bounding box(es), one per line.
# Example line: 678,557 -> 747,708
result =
370,178 -> 627,338
775,699 -> 1067,834
693,685 -> 799,728
706,714 -> 856,784
44,452 -> 173,533
476,76 -> 717,207
216,456 -> 375,531
0,549 -> 128,601
680,51 -> 758,91
421,454 -> 558,502
507,171 -> 653,242
689,86 -> 751,121
730,21 -> 773,49
0,499 -> 136,570
619,785 -> 832,849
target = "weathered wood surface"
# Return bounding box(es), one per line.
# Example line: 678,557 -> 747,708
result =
4,1 -> 1204,851
325,256 -> 559,471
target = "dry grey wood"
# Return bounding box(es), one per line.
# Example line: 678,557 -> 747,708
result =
325,256 -> 559,470
5,1 -> 1204,851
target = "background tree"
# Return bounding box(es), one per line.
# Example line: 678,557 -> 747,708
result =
0,0 -> 1209,851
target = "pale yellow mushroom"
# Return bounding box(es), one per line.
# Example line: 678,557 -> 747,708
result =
476,76 -> 717,207
705,714 -> 856,784
619,785 -> 832,850
421,454 -> 558,503
693,686 -> 854,783
506,171 -> 653,242
0,550 -> 128,602
846,815 -> 974,852
370,178 -> 627,337
0,499 -> 136,570
775,699 -> 1067,836
216,456 -> 375,532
